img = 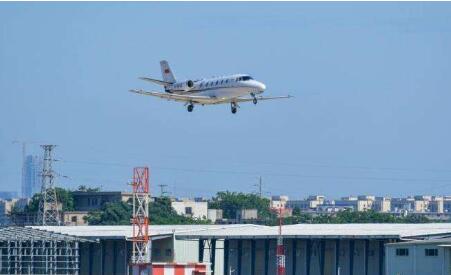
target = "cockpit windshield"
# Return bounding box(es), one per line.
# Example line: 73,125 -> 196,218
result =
237,76 -> 253,81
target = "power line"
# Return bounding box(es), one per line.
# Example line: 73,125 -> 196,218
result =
58,159 -> 451,184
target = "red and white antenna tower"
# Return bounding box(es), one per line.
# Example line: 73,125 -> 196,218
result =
131,167 -> 151,265
276,207 -> 286,275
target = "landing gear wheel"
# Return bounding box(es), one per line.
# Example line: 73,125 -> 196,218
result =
231,102 -> 238,114
251,93 -> 257,105
187,104 -> 194,112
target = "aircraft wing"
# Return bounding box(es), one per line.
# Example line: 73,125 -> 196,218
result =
232,95 -> 293,103
129,89 -> 215,104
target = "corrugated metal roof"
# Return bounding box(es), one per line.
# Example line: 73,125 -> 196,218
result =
174,224 -> 451,240
30,224 -> 259,239
0,226 -> 92,242
30,223 -> 451,240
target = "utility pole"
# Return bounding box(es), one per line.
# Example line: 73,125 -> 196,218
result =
37,145 -> 60,225
158,184 -> 168,197
253,176 -> 263,198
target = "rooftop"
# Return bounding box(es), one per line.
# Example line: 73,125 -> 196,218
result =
30,223 -> 451,240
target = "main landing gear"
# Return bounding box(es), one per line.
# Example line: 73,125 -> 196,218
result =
231,102 -> 238,114
251,93 -> 258,105
187,103 -> 194,112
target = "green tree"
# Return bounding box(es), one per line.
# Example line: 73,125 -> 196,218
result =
25,187 -> 74,213
86,197 -> 211,225
209,191 -> 275,221
86,201 -> 132,225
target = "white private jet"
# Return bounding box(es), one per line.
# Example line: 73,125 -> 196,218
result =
130,60 -> 292,114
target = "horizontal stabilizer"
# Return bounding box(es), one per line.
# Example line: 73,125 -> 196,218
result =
139,77 -> 173,86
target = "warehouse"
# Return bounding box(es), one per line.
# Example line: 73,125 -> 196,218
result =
26,223 -> 451,275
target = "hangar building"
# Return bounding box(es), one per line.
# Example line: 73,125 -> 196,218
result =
2,224 -> 451,274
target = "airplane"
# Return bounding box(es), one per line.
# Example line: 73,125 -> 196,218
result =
129,60 -> 292,114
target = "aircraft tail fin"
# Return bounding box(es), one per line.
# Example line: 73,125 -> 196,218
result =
160,60 -> 176,83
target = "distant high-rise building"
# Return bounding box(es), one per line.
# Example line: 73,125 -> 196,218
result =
23,155 -> 41,198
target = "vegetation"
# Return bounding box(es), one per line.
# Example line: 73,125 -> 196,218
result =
209,191 -> 276,222
86,197 -> 211,225
283,209 -> 430,225
12,187 -> 431,225
21,187 -> 75,213
208,192 -> 431,225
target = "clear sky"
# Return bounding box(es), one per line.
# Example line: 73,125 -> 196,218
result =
1,2 -> 451,199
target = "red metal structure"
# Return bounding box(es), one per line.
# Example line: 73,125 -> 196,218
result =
131,167 -> 151,267
276,207 -> 286,275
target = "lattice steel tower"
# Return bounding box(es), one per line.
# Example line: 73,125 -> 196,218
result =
37,145 -> 61,225
131,167 -> 151,265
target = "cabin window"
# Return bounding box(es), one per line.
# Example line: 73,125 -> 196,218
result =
396,248 -> 409,256
425,249 -> 438,256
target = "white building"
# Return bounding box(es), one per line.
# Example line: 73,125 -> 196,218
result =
270,195 -> 289,209
171,199 -> 208,219
386,238 -> 451,275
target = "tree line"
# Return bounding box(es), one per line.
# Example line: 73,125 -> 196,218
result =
13,188 -> 431,225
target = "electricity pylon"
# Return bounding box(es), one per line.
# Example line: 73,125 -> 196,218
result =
37,145 -> 60,225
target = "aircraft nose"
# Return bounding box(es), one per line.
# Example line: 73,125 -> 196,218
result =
258,82 -> 266,91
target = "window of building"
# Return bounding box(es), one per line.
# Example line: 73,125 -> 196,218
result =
200,83 -> 203,88
185,207 -> 193,215
425,248 -> 438,256
220,80 -> 224,84
215,80 -> 219,85
71,216 -> 77,222
396,248 -> 409,256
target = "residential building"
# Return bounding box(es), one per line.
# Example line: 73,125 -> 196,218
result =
64,211 -> 89,226
236,209 -> 258,221
391,198 -> 414,212
207,209 -> 223,223
72,191 -> 133,211
429,197 -> 444,214
373,197 -> 391,213
171,199 -> 208,219
334,196 -> 372,211
286,195 -> 325,211
270,195 -> 289,209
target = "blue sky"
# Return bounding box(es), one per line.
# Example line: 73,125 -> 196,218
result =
1,2 -> 451,199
